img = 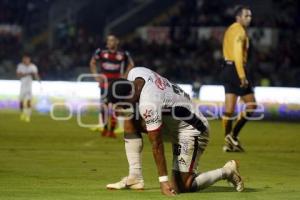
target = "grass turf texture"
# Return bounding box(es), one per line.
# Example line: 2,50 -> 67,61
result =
0,111 -> 299,200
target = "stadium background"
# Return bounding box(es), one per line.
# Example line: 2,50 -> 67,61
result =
0,0 -> 300,200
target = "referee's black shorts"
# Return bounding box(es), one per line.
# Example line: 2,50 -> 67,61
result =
220,61 -> 254,96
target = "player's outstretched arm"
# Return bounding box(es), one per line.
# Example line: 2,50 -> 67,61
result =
148,130 -> 176,196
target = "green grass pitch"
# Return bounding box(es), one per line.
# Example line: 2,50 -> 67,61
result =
0,111 -> 299,200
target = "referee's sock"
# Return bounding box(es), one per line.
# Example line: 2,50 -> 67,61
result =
232,112 -> 252,139
222,112 -> 233,136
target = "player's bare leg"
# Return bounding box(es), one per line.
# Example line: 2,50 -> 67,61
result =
99,102 -> 110,137
19,100 -> 25,121
24,99 -> 32,122
20,99 -> 31,122
106,118 -> 144,190
106,103 -> 117,138
223,94 -> 238,152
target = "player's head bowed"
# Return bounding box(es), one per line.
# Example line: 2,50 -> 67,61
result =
107,78 -> 134,103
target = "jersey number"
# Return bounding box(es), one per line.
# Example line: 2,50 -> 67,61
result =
173,144 -> 181,156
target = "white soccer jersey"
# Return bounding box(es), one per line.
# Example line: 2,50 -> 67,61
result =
127,67 -> 208,133
16,63 -> 38,100
128,67 -> 210,173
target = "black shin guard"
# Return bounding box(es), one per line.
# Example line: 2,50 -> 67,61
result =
232,112 -> 253,139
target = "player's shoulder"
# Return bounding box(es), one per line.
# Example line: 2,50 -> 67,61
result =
31,63 -> 38,69
16,63 -> 24,71
93,48 -> 105,59
94,48 -> 102,54
233,23 -> 246,35
228,22 -> 245,33
128,67 -> 150,77
27,63 -> 38,72
17,62 -> 23,68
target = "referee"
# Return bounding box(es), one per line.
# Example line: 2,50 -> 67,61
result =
221,5 -> 257,152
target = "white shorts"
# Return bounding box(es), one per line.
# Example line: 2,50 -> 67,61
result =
19,87 -> 32,101
162,117 -> 210,173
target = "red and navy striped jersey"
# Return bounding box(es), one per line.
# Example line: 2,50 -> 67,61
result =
93,48 -> 131,81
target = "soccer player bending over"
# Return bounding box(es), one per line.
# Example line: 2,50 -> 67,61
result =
16,54 -> 40,122
106,67 -> 244,196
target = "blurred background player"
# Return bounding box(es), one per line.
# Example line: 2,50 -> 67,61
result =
90,34 -> 134,137
221,5 -> 257,152
16,54 -> 40,122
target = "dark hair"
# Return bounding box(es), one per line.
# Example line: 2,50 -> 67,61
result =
234,5 -> 250,17
22,53 -> 31,58
107,78 -> 133,103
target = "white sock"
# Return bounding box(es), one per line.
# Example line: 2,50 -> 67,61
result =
125,138 -> 143,180
191,168 -> 225,191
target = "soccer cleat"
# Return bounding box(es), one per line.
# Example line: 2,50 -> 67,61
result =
25,116 -> 31,122
106,177 -> 144,190
101,130 -> 108,137
106,131 -> 117,138
101,130 -> 117,138
223,160 -> 244,192
89,126 -> 103,132
20,113 -> 26,121
224,135 -> 245,152
20,114 -> 31,122
223,143 -> 233,152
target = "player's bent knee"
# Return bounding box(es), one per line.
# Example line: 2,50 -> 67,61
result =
124,119 -> 139,133
124,131 -> 142,139
172,171 -> 197,193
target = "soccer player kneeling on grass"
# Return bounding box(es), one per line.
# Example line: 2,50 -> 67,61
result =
105,67 -> 244,196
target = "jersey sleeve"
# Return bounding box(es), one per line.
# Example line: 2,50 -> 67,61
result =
127,67 -> 140,81
16,64 -> 22,73
139,103 -> 162,132
93,48 -> 102,60
127,67 -> 149,82
127,69 -> 134,81
233,28 -> 246,78
31,64 -> 38,73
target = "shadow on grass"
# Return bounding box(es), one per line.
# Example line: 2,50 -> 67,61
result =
135,186 -> 261,193
200,186 -> 261,193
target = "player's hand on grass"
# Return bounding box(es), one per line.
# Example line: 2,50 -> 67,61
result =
240,77 -> 249,88
160,181 -> 177,196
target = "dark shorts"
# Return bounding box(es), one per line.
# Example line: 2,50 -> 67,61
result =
221,62 -> 254,96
